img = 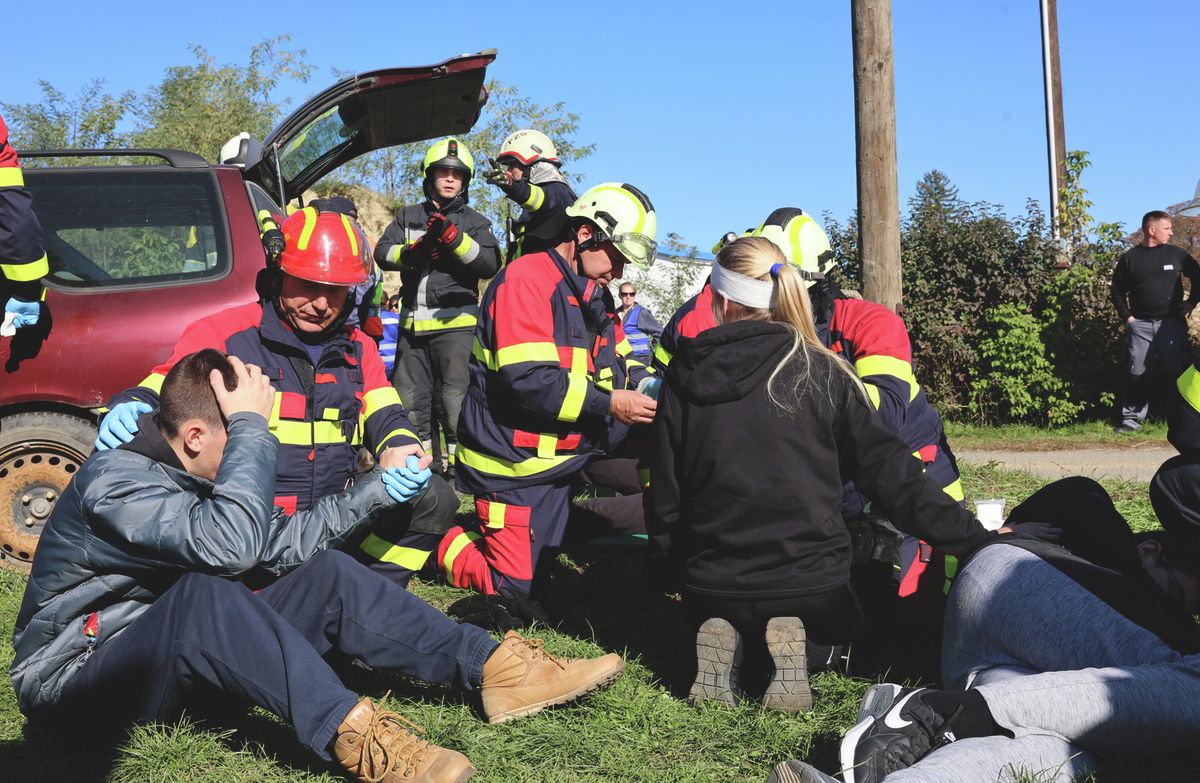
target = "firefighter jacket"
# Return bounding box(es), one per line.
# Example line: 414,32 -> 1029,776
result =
374,201 -> 500,335
455,249 -> 650,494
1168,355 -> 1200,453
654,282 -> 961,505
109,300 -> 419,514
11,411 -> 398,719
499,178 -> 576,263
0,114 -> 48,302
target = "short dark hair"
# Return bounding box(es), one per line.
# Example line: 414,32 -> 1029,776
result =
157,349 -> 237,438
1142,210 -> 1171,231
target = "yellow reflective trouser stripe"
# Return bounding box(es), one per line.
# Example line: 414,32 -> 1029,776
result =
557,347 -> 590,422
864,383 -> 881,409
942,478 -> 965,502
457,444 -> 577,478
943,555 -> 959,595
138,372 -> 167,395
376,428 -> 419,455
272,420 -> 345,446
362,386 -> 402,419
1178,365 -> 1200,414
486,502 -> 506,529
443,531 -> 483,581
496,341 -> 559,368
359,534 -> 431,571
1,253 -> 48,282
855,355 -> 919,401
408,310 -> 478,333
653,343 -> 673,368
0,168 -> 25,188
452,231 -> 476,260
523,183 -> 546,211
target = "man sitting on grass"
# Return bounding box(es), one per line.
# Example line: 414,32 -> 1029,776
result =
768,476 -> 1200,783
11,349 -> 625,783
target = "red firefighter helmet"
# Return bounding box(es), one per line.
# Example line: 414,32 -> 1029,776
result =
278,207 -> 370,286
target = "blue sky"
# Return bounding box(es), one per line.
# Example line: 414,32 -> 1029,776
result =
6,1 -> 1196,249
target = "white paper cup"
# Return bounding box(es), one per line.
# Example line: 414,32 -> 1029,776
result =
974,499 -> 1006,531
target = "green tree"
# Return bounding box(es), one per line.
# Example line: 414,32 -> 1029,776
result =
132,36 -> 313,162
630,232 -> 703,318
1,79 -> 133,153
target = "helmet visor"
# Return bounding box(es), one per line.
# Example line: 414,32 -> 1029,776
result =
610,232 -> 657,270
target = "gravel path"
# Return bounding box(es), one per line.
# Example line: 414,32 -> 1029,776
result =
957,447 -> 1177,484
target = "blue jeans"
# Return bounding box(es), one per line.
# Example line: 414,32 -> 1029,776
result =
42,550 -> 497,759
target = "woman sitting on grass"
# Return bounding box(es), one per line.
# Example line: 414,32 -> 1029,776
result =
645,236 -> 992,712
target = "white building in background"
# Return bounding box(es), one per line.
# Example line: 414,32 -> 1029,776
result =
608,245 -> 713,320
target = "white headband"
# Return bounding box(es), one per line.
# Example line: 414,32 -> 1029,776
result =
710,261 -> 775,309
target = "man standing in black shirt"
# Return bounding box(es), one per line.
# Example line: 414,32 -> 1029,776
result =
1110,210 -> 1200,432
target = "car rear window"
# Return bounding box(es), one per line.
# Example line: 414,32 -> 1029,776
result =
24,168 -> 230,290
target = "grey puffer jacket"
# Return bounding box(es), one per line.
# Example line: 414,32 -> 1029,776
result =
10,412 -> 396,718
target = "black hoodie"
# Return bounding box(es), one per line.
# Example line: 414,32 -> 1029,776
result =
646,320 -> 990,599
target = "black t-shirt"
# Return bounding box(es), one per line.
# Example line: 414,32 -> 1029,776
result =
1110,244 -> 1200,321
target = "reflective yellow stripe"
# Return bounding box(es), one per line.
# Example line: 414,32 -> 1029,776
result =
855,355 -> 919,402
943,554 -> 959,595
1178,365 -> 1200,414
138,372 -> 167,395
387,244 -> 405,263
496,341 -> 559,367
1,253 -> 48,282
375,428 -> 419,455
864,383 -> 881,409
271,420 -> 344,446
523,183 -> 546,211
557,347 -> 590,422
457,444 -> 578,478
485,502 -> 507,529
442,530 -> 483,582
359,534 -> 430,570
942,478 -> 965,502
257,209 -> 278,231
0,168 -> 25,188
321,407 -> 340,421
296,207 -> 318,251
410,312 -> 477,332
596,366 -> 615,392
653,343 -> 673,368
186,226 -> 198,249
472,338 -> 497,369
362,386 -> 402,419
537,433 -> 558,459
340,214 -> 359,256
638,467 -> 652,489
615,338 -> 634,357
452,231 -> 475,258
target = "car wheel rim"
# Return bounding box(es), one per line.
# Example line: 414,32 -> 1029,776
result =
0,438 -> 86,572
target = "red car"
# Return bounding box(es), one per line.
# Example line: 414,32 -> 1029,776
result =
0,50 -> 496,571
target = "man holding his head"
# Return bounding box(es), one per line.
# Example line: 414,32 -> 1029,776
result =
12,349 -> 626,783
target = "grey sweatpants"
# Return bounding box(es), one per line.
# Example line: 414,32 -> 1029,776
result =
884,544 -> 1200,783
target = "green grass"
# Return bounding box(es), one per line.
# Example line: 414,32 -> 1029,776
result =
945,420 -> 1170,451
0,465 -> 1189,782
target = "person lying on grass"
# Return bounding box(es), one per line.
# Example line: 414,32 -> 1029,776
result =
645,236 -> 993,714
769,475 -> 1200,783
10,349 -> 624,783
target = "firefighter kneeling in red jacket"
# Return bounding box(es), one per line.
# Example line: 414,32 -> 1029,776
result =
98,207 -> 458,588
440,183 -> 658,600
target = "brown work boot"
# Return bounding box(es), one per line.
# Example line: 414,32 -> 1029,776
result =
332,696 -> 475,783
479,631 -> 625,724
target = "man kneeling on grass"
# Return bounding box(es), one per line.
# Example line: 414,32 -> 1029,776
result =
10,349 -> 624,783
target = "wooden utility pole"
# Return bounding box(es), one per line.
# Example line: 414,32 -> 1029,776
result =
1040,0 -> 1069,263
852,0 -> 903,312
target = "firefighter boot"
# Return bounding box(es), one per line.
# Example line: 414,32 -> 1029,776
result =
333,697 -> 475,783
479,630 -> 625,724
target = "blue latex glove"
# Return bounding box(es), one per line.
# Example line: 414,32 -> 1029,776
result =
382,455 -> 432,504
637,376 -> 663,400
95,401 -> 153,450
5,297 -> 39,330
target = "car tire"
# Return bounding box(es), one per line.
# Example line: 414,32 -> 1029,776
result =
0,412 -> 96,574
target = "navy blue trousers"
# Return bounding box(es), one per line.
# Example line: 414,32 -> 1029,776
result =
44,550 -> 497,759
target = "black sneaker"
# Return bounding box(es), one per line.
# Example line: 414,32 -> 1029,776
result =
762,617 -> 812,712
765,759 -> 840,783
839,686 -> 957,783
688,617 -> 743,706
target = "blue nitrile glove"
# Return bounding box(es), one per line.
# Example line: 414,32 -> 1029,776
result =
95,401 -> 153,450
637,376 -> 662,400
382,455 -> 432,504
5,298 -> 39,330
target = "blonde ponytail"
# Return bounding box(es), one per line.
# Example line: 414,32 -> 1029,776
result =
713,236 -> 865,412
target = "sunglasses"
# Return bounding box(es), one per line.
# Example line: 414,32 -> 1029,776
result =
620,292 -> 636,297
